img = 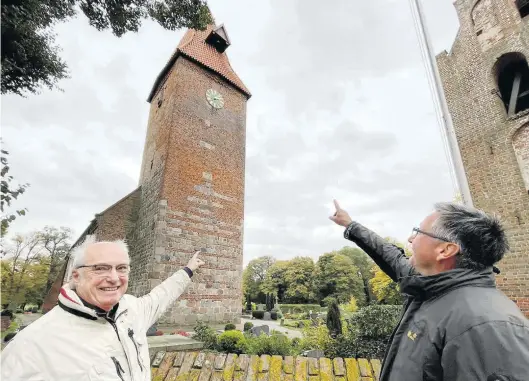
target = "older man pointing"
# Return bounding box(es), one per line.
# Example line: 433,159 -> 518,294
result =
1,236 -> 205,381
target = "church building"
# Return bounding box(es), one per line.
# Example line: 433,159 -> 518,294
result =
43,22 -> 250,326
437,0 -> 529,315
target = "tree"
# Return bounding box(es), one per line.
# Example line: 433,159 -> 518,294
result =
368,238 -> 411,305
37,226 -> 72,294
1,0 -> 212,96
369,266 -> 403,305
261,260 -> 289,302
1,146 -> 29,236
242,256 -> 275,302
313,252 -> 365,305
336,247 -> 375,304
1,232 -> 44,310
282,257 -> 316,304
1,226 -> 73,310
326,299 -> 343,339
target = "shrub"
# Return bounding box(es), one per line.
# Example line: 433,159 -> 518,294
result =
323,304 -> 402,359
348,305 -> 402,339
326,300 -> 342,338
192,321 -> 218,350
31,307 -> 38,313
327,333 -> 389,359
341,296 -> 358,313
244,322 -> 254,332
246,332 -> 294,356
224,323 -> 236,331
252,311 -> 265,319
279,304 -> 323,315
299,324 -> 333,353
270,312 -> 278,320
218,330 -> 247,354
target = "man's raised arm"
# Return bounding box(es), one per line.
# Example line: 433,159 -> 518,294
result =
329,199 -> 415,282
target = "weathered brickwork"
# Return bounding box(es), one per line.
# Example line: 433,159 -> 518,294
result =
132,25 -> 249,325
45,24 -> 249,325
94,188 -> 141,242
437,0 -> 529,315
150,351 -> 382,381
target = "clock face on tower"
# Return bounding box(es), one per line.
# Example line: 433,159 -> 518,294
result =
206,88 -> 224,109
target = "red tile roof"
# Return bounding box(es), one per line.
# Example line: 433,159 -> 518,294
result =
147,25 -> 251,101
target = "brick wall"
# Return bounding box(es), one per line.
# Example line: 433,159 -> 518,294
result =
131,56 -> 247,325
95,188 -> 141,242
437,0 -> 529,316
150,351 -> 382,381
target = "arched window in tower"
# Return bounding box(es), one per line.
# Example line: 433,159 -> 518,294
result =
516,0 -> 529,18
494,53 -> 529,116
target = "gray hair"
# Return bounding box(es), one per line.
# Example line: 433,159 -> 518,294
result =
68,235 -> 130,282
431,202 -> 509,270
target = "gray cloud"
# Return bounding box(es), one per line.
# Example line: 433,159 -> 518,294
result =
2,0 -> 460,267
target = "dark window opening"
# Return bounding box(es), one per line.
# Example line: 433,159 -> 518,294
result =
476,29 -> 483,36
495,53 -> 529,116
157,86 -> 164,108
517,0 -> 529,18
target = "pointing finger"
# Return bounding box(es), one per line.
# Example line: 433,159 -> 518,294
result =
333,199 -> 341,211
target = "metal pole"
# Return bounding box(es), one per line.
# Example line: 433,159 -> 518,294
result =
409,0 -> 474,206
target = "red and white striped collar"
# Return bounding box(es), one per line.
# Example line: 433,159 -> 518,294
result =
58,285 -> 101,320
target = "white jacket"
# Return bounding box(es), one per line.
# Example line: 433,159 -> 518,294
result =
1,269 -> 192,381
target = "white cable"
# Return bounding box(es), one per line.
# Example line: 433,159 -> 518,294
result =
408,0 -> 461,198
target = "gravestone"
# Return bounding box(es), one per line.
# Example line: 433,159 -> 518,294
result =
305,350 -> 325,358
263,312 -> 272,321
257,304 -> 266,311
250,325 -> 270,337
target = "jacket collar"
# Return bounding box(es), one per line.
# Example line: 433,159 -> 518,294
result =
399,267 -> 497,301
58,285 -> 119,321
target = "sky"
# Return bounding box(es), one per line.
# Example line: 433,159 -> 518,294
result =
1,0 -> 462,265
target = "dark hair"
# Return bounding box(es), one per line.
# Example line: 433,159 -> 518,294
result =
432,202 -> 509,270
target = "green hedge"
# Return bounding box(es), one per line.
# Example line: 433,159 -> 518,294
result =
348,305 -> 402,339
279,304 -> 325,314
218,331 -> 247,354
251,310 -> 278,320
246,332 -> 294,356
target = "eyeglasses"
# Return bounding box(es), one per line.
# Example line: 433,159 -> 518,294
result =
411,227 -> 451,242
76,264 -> 131,277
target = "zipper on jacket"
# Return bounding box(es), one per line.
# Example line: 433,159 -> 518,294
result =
128,328 -> 145,372
111,356 -> 126,381
106,317 -> 134,381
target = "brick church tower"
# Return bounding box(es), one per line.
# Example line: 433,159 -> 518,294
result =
130,23 -> 251,325
43,23 -> 250,325
436,0 -> 529,315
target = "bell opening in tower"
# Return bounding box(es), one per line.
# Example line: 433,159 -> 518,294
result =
495,52 -> 529,116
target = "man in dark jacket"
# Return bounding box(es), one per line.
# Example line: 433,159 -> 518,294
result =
330,200 -> 529,381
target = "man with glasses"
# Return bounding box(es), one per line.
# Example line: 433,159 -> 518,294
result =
330,200 -> 529,381
1,235 -> 205,381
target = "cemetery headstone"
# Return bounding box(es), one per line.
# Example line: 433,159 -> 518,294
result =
250,325 -> 270,337
263,311 -> 272,321
305,350 -> 325,358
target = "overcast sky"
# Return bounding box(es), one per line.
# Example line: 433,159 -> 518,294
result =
2,0 -> 461,265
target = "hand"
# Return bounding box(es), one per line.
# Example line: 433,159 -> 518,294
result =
329,199 -> 353,227
187,251 -> 206,272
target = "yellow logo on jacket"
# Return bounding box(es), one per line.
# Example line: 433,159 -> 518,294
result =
407,330 -> 417,341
